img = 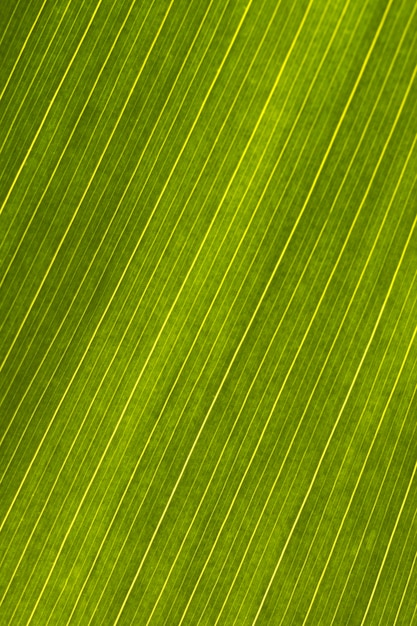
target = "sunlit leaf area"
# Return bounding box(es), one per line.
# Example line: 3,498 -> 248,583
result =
0,0 -> 416,623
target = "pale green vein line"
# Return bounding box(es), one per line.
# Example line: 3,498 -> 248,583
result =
0,0 -> 175,371
0,0 -> 74,155
9,5 -> 254,622
0,0 -> 104,216
0,0 -> 49,102
393,547 -> 417,625
302,306 -> 417,626
251,207 -> 417,625
0,0 -> 143,290
359,456 -> 417,626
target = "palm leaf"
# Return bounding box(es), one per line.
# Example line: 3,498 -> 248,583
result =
1,0 -> 416,624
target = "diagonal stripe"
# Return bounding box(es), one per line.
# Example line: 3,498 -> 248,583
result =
359,457 -> 417,625
0,0 -> 104,216
110,0 -> 408,620
1,1 -> 415,623
212,140 -> 417,626
250,208 -> 417,625
175,85 -> 417,626
275,301 -> 417,626
60,4 -> 347,621
0,0 -> 49,102
300,316 -> 417,626
0,0 -> 145,289
375,504 -> 417,626
0,0 -> 176,371
0,0 -> 25,51
0,0 -> 251,536
0,0 -> 265,612
0,0 -> 75,156
0,0 -> 221,450
6,5 -> 257,622
392,547 -> 417,625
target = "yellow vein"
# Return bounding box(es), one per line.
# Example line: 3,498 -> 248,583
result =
359,455 -> 417,625
301,310 -> 417,626
0,0 -> 104,216
250,206 -> 417,626
0,0 -> 24,50
48,3 -> 299,620
0,0 -> 219,451
183,75 -> 417,626
0,0 -> 143,290
123,4 -> 362,622
277,282 -> 417,626
0,0 -> 175,371
376,504 -> 417,626
0,0 -> 232,608
0,0 -> 248,537
109,0 -> 396,618
138,3 -> 404,620
214,154 -> 417,626
14,5 -> 254,622
0,0 -> 49,102
393,546 -> 417,625
0,0 -> 75,154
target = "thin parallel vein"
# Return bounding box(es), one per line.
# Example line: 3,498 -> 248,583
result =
412,598 -> 417,625
161,9 -> 410,620
280,300 -> 417,626
0,0 -> 187,532
411,596 -> 417,624
0,0 -> 176,372
182,103 -> 416,626
20,0 -> 303,614
0,0 -> 105,218
235,271 -> 416,625
0,2 -> 250,596
375,506 -> 417,626
273,313 -> 417,626
48,4 -> 302,621
354,451 -> 417,626
0,0 -> 249,543
0,0 -> 25,51
0,0 -> 193,455
104,4 -> 325,623
0,4 -> 410,624
11,0 -> 276,616
117,1 -> 400,619
250,205 -> 417,625
0,0 -> 144,291
112,0 -> 396,618
359,458 -> 417,625
118,5 -> 364,623
0,0 -> 48,102
0,0 -> 75,156
151,15 -> 414,624
322,378 -> 417,624
6,6 -> 255,620
340,415 -> 416,626
208,157 -> 417,626
298,318 -> 417,626
0,0 -> 245,419
0,0 -> 219,451
53,2 -> 337,619
0,0 -> 197,312
0,3 -> 264,600
393,548 -> 417,625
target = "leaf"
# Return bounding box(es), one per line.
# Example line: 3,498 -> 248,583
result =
1,0 -> 416,624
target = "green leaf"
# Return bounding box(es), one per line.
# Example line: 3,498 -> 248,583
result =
1,0 -> 416,624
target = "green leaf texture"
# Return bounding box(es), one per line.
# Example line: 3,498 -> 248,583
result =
1,0 -> 416,624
